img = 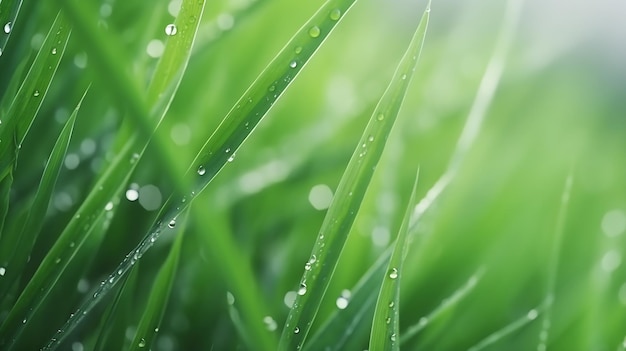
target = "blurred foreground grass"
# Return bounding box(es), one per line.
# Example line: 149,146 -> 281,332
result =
0,0 -> 625,350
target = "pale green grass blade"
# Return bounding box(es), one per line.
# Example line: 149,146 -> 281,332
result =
303,247 -> 392,351
538,173 -> 573,351
93,267 -> 139,351
0,11 -> 70,181
0,0 -> 22,54
128,217 -> 185,351
279,3 -> 430,349
369,169 -> 420,351
467,304 -> 545,351
400,269 -> 485,344
0,89 -> 84,302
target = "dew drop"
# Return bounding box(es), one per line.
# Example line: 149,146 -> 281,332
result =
0,267 -> 6,276
297,283 -> 307,296
227,154 -> 235,162
388,301 -> 395,308
527,309 -> 538,320
294,327 -> 300,334
385,317 -> 391,324
294,46 -> 302,54
138,338 -> 146,347
368,135 -> 374,142
51,47 -> 57,55
329,9 -> 342,21
33,90 -> 40,97
3,22 -> 11,34
268,85 -> 276,92
336,296 -> 349,309
401,74 -> 407,80
165,24 -> 177,36
197,165 -> 206,176
105,201 -> 114,211
376,113 -> 384,121
309,255 -> 317,264
289,60 -> 297,68
55,257 -> 61,264
390,333 -> 397,342
168,219 -> 176,228
225,148 -> 231,153
308,26 -> 320,38
388,268 -> 398,279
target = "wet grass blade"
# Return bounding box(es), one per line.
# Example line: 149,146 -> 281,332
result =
129,216 -> 185,351
93,267 -> 139,351
0,11 -> 70,181
538,173 -> 573,350
278,3 -> 430,349
0,88 -> 85,302
303,247 -> 392,351
0,0 -> 22,54
467,304 -> 545,351
400,269 -> 485,344
369,169 -> 421,351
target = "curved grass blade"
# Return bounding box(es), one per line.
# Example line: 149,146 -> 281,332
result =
0,88 -> 85,302
93,266 -> 140,351
0,12 -> 70,181
400,268 -> 485,344
0,0 -> 22,55
467,304 -> 545,351
537,173 -> 573,351
129,217 -> 185,351
369,168 -> 421,351
303,247 -> 393,351
278,3 -> 431,349
44,1 -> 361,349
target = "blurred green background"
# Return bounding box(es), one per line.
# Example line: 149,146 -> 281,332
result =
1,0 -> 625,349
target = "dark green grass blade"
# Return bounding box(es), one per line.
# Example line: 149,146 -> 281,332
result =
369,169 -> 421,351
0,12 -> 70,181
0,89 -> 85,302
128,216 -> 185,351
0,172 -> 12,240
0,0 -> 22,54
93,266 -> 139,351
278,3 -> 430,349
43,1 -> 360,349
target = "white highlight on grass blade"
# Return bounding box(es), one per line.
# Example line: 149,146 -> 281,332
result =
467,304 -> 545,351
601,209 -> 626,237
408,0 -> 525,233
401,268 -> 484,344
308,184 -> 333,210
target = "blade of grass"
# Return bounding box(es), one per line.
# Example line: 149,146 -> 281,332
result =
400,268 -> 485,344
467,304 -> 546,351
93,266 -> 140,351
0,11 -> 70,182
278,3 -> 431,349
0,0 -> 22,54
129,215 -> 185,351
0,88 -> 85,302
0,0 -> 204,348
303,247 -> 392,351
44,1 -> 362,348
537,173 -> 573,351
369,168 -> 421,351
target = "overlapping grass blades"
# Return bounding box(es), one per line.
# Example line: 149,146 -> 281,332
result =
0,88 -> 85,303
278,3 -> 431,349
43,0 -> 361,348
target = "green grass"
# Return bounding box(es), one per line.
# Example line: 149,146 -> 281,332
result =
1,0 -> 625,350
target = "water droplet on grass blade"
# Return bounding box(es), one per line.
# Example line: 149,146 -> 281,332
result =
105,201 -> 114,211
3,22 -> 11,34
168,219 -> 176,228
329,9 -> 342,20
297,283 -> 307,296
376,113 -> 385,121
165,24 -> 177,36
289,60 -> 297,68
294,46 -> 302,54
390,333 -> 397,342
294,327 -> 300,334
33,90 -> 40,97
197,166 -> 206,175
0,267 -> 6,276
51,47 -> 57,55
308,26 -> 320,38
138,338 -> 146,347
389,268 -> 398,279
